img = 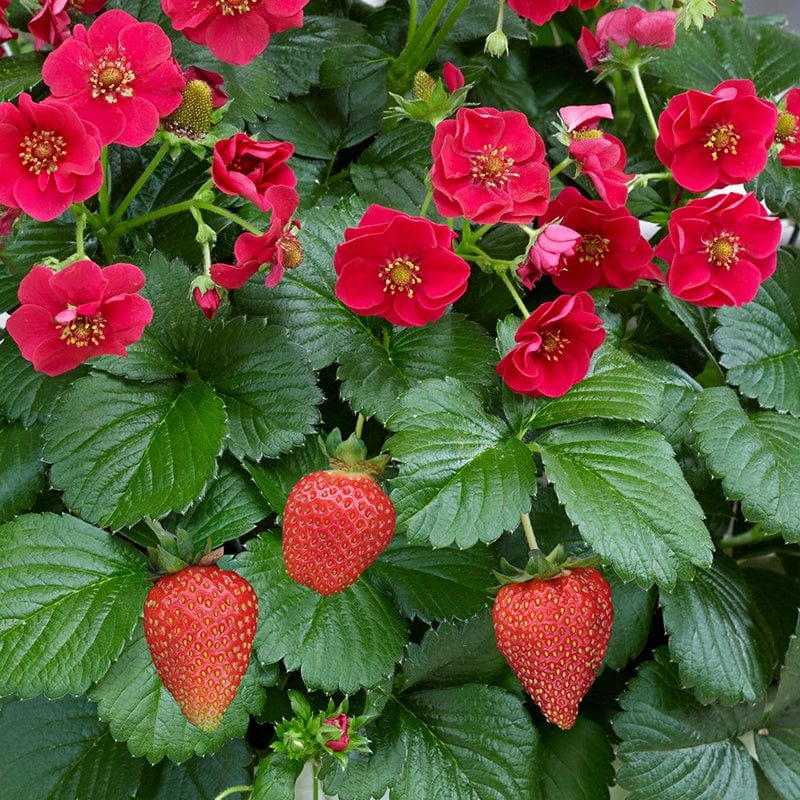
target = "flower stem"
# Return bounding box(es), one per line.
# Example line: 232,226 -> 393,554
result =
74,208 -> 87,260
499,270 -> 530,318
520,512 -> 539,551
107,140 -> 170,228
418,0 -> 471,68
312,760 -> 320,800
723,524 -> 780,550
629,62 -> 659,139
419,185 -> 433,218
406,0 -> 418,46
354,411 -> 365,439
549,156 -> 572,179
98,146 -> 111,220
211,786 -> 252,800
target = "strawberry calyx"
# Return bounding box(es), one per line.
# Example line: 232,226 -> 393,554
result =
320,428 -> 390,478
144,516 -> 223,580
493,545 -> 603,588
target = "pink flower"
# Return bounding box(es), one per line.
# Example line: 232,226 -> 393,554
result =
539,187 -> 658,293
560,104 -> 632,209
578,7 -> 677,69
0,0 -> 18,48
323,714 -> 350,752
211,186 -> 300,290
506,0 -> 600,26
655,191 -> 781,307
430,106 -> 550,225
517,223 -> 580,290
442,62 -> 465,93
776,88 -> 800,169
211,134 -> 296,212
161,0 -> 308,66
0,93 -> 103,222
68,0 -> 108,13
28,0 -> 71,50
655,78 -> 778,193
5,260 -> 153,376
333,205 -> 471,327
41,9 -> 185,147
497,292 -> 606,398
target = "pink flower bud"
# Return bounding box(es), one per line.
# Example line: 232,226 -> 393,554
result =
323,714 -> 350,752
442,62 -> 465,93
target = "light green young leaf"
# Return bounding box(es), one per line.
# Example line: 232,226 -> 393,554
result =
660,553 -> 774,705
0,694 -> 143,800
615,651 -> 763,800
715,250 -> 800,416
0,513 -> 149,698
386,377 -> 537,548
44,373 -> 226,529
236,533 -> 408,694
538,422 -> 713,589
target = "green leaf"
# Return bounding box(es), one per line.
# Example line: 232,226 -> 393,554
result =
603,572 -> 656,672
691,386 -> 800,539
44,374 -> 226,528
657,286 -> 719,362
236,533 -> 408,694
646,360 -> 702,447
615,650 -> 763,800
89,622 -> 265,764
234,198 -> 374,370
386,378 -> 538,548
0,513 -> 149,698
351,123 -> 433,214
0,336 -> 87,425
251,753 -> 303,800
369,535 -> 495,623
214,58 -> 278,126
715,250 -> 800,416
402,609 -> 507,690
538,422 -> 713,589
338,314 -> 497,424
660,553 -> 774,705
0,420 -> 46,521
0,259 -> 20,311
650,17 -> 800,95
538,718 -> 614,800
195,317 -> 321,459
748,155 -> 800,222
0,694 -> 143,800
0,51 -> 46,101
0,215 -> 77,274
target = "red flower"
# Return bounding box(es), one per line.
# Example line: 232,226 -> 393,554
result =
578,7 -> 677,69
539,187 -> 657,293
497,292 -> 606,398
41,9 -> 185,147
161,0 -> 308,66
442,62 -> 465,93
323,714 -> 350,752
776,87 -> 800,169
655,191 -> 781,307
430,106 -> 550,225
0,93 -> 103,222
333,205 -> 471,327
211,186 -> 300,289
5,260 -> 153,376
211,134 -> 296,212
68,0 -> 108,12
560,104 -> 632,209
517,223 -> 580,290
655,78 -> 778,193
0,0 -> 18,48
506,0 -> 599,26
28,0 -> 71,50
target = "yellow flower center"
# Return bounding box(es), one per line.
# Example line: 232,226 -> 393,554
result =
217,0 -> 253,15
90,50 -> 135,103
541,330 -> 570,361
576,234 -> 610,267
705,231 -> 742,270
704,123 -> 740,161
19,130 -> 68,175
379,257 -> 421,296
775,111 -> 798,145
57,315 -> 107,348
570,127 -> 604,142
471,145 -> 517,189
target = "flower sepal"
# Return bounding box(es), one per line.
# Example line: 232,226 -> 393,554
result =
385,78 -> 474,127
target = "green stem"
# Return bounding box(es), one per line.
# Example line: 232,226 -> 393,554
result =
107,141 -> 170,228
472,223 -> 494,242
312,760 -> 320,800
549,156 -> 573,179
418,0 -> 471,68
354,411 -> 365,439
629,62 -> 659,139
419,185 -> 433,218
520,512 -> 538,551
406,0 -> 418,46
98,147 -> 111,220
74,209 -> 87,260
211,786 -> 252,800
724,524 -> 781,550
498,270 -> 530,318
390,0 -> 450,89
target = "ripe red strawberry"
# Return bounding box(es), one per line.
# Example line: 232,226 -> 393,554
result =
143,565 -> 258,732
282,469 -> 396,595
492,566 -> 613,729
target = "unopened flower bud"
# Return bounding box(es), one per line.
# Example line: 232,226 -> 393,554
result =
412,70 -> 437,101
484,29 -> 508,58
323,714 -> 350,752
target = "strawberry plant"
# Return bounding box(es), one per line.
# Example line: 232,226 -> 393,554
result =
1,0 -> 800,799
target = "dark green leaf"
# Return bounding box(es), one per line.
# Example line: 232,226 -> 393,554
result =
195,317 -> 322,460
90,622 -> 265,765
387,378 -> 538,548
251,753 -> 303,800
0,51 -> 46,101
660,553 -> 774,705
615,651 -> 763,800
0,694 -> 143,800
748,155 -> 800,222
538,422 -> 713,589
237,533 -> 408,694
0,215 -> 77,274
214,58 -> 279,126
604,573 -> 656,672
0,261 -> 19,311
715,250 -> 800,416
0,513 -> 149,698
0,420 -> 46,521
338,314 -> 497,424
44,374 -> 226,528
